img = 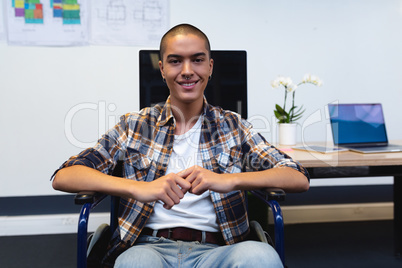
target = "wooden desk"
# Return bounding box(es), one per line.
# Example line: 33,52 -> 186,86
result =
281,141 -> 402,257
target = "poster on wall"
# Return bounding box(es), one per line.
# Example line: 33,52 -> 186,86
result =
90,0 -> 170,46
5,0 -> 89,46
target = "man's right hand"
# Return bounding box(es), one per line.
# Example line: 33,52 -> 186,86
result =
53,165 -> 191,210
53,165 -> 194,210
131,173 -> 192,209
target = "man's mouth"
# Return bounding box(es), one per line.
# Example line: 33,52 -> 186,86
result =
178,80 -> 199,88
181,82 -> 196,86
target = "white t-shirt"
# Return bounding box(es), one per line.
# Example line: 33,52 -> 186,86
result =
145,117 -> 219,232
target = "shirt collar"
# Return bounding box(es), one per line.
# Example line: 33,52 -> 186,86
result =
158,96 -> 175,126
158,96 -> 216,126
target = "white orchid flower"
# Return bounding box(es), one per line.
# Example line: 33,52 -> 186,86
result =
272,76 -> 292,88
311,76 -> 323,86
271,73 -> 323,123
300,74 -> 323,86
276,76 -> 285,85
311,75 -> 319,84
283,77 -> 292,86
302,74 -> 311,83
287,83 -> 298,92
271,79 -> 280,88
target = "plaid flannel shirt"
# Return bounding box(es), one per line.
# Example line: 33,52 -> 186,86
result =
55,97 -> 309,265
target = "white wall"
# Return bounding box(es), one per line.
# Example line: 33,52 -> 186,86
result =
1,0 -> 402,197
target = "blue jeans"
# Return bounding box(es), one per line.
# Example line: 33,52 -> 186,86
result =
115,235 -> 283,268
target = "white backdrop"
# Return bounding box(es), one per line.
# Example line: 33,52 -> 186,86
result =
1,0 -> 401,197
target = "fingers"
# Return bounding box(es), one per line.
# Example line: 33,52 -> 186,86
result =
157,173 -> 191,209
152,166 -> 221,209
179,166 -> 209,195
175,175 -> 192,194
178,165 -> 203,183
189,176 -> 210,195
177,166 -> 194,179
179,166 -> 233,195
161,186 -> 180,209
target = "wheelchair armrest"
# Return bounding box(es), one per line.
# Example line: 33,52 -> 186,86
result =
74,191 -> 108,208
265,188 -> 286,201
250,188 -> 286,202
75,191 -> 96,205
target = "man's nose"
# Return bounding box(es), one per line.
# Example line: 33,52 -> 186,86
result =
181,60 -> 193,76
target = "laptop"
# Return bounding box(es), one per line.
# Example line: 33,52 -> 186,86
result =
328,103 -> 402,153
292,145 -> 348,154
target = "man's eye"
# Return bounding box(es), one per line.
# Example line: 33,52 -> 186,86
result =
194,58 -> 203,63
169,59 -> 180,64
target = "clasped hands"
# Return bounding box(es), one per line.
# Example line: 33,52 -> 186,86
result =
133,165 -> 233,209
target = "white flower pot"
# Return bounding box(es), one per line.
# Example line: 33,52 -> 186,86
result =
278,123 -> 297,145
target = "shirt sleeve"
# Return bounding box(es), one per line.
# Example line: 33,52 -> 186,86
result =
241,119 -> 310,181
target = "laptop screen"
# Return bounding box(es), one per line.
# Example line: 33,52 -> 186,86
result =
328,103 -> 388,146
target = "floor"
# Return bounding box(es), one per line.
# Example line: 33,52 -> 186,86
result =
0,220 -> 401,267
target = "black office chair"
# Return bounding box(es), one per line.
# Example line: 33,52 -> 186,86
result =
74,161 -> 286,268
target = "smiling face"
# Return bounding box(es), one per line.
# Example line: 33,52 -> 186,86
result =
159,34 -> 214,107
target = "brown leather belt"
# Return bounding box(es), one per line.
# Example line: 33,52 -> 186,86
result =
141,227 -> 224,245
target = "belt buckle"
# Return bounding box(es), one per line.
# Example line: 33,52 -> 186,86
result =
201,231 -> 206,243
168,228 -> 173,239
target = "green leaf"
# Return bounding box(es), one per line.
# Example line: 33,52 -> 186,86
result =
274,104 -> 292,123
275,104 -> 286,114
288,105 -> 305,123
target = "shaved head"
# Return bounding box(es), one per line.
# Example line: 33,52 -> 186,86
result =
159,24 -> 211,61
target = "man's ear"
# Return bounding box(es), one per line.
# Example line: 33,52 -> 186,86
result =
159,60 -> 165,79
209,58 -> 214,77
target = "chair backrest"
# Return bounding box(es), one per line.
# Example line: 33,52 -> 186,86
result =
110,161 -> 124,232
139,49 -> 248,119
